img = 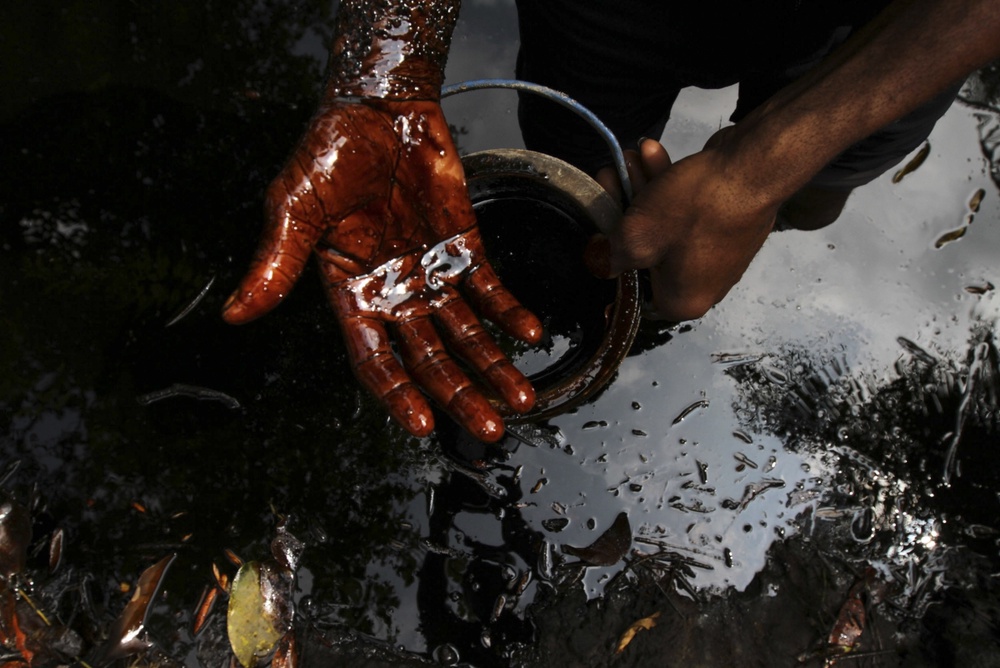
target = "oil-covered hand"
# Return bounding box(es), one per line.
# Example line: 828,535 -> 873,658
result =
590,134 -> 779,322
222,98 -> 543,441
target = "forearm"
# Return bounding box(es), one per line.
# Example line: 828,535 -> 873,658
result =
326,0 -> 462,101
727,0 -> 1000,206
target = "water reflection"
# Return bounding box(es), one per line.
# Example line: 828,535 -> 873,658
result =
3,1 -> 1000,666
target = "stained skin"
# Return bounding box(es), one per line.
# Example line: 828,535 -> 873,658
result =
223,0 -> 542,442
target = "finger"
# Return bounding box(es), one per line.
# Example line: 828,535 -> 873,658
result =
595,148 -> 643,203
463,263 -> 544,345
395,316 -> 506,442
594,166 -> 623,204
340,314 -> 435,438
638,138 -> 671,181
435,297 -> 535,413
222,169 -> 325,325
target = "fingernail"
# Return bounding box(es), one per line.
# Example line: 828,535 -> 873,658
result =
638,136 -> 650,146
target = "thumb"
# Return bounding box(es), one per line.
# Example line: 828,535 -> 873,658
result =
222,181 -> 323,324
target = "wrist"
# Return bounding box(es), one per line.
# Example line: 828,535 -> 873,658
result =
324,0 -> 460,102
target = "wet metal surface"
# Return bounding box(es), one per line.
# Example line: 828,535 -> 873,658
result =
3,1 -> 1000,666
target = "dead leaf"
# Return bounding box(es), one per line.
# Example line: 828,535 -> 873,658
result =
227,561 -> 291,667
0,496 -> 31,579
934,225 -> 967,249
97,553 -> 176,662
193,584 -> 219,636
272,630 -> 298,668
892,142 -> 930,183
563,512 -> 631,566
48,528 -> 64,574
615,611 -> 661,654
969,188 -> 986,212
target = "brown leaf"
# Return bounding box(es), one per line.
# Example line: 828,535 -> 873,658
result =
563,512 -> 631,566
48,528 -> 64,574
0,496 -> 31,579
272,630 -> 298,668
192,584 -> 219,637
892,142 -> 930,183
98,554 -> 176,662
615,611 -> 661,654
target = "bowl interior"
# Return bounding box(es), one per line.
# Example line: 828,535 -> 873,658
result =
462,149 -> 640,420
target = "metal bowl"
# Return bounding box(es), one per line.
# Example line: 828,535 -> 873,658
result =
462,148 -> 641,421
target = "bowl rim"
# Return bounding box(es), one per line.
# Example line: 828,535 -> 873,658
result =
462,148 -> 641,422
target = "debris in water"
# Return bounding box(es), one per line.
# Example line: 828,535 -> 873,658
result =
710,352 -> 764,368
193,584 -> 220,636
542,517 -> 569,533
563,512 -> 631,566
0,496 -> 31,579
734,452 -> 758,470
738,479 -> 786,510
48,528 -> 64,574
672,400 -> 709,425
968,187 -> 986,212
696,460 -> 709,484
227,561 -> 292,668
892,141 -> 930,183
166,274 -> 216,326
934,225 -> 967,249
732,430 -> 753,444
896,337 -> 938,366
137,383 -> 241,409
97,554 -> 176,662
964,281 -> 994,295
615,611 -> 661,654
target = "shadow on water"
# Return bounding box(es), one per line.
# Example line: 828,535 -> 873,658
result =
3,1 -> 1000,667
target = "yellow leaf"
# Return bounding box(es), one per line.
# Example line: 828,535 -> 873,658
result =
615,611 -> 661,654
227,562 -> 284,667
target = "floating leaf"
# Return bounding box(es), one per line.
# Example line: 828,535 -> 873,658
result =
969,187 -> 986,212
48,528 -> 64,574
615,611 -> 661,654
892,142 -> 930,183
272,630 -> 298,668
0,497 -> 31,579
227,561 -> 290,667
193,584 -> 220,636
563,512 -> 631,566
98,554 -> 176,662
964,281 -> 995,295
934,225 -> 967,249
270,523 -> 304,572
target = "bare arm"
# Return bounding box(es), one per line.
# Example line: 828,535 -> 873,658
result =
600,0 -> 1000,321
730,0 -> 1000,206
